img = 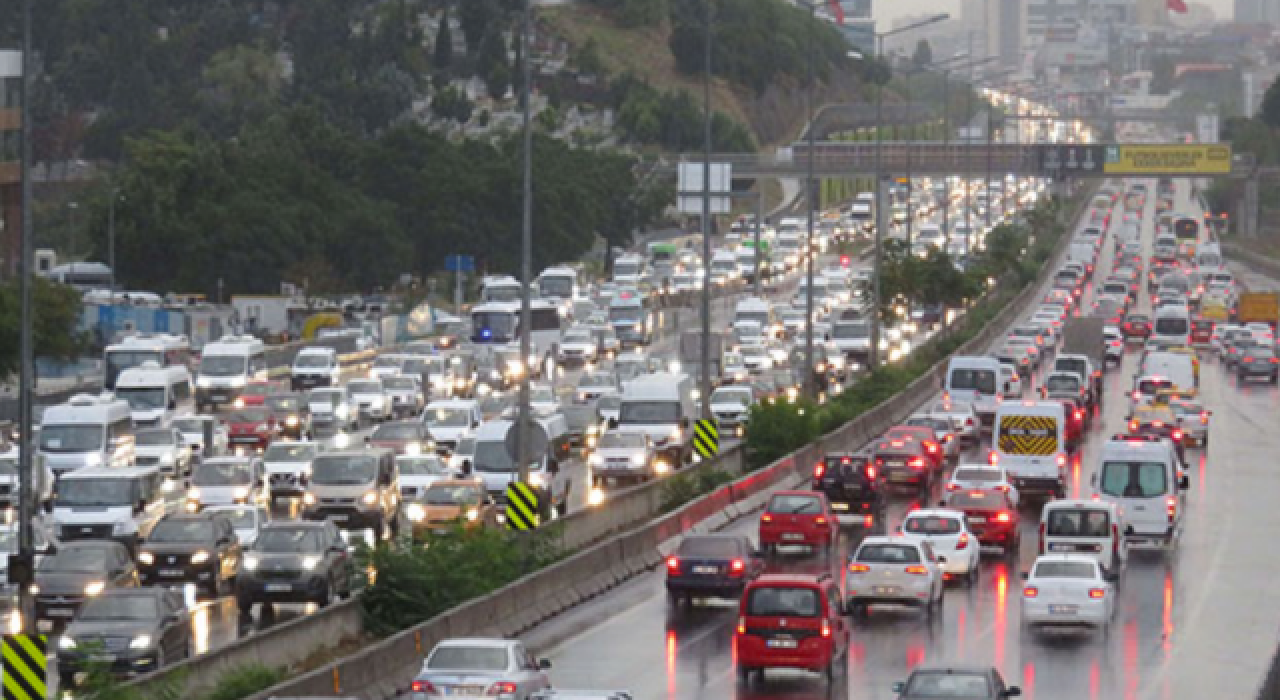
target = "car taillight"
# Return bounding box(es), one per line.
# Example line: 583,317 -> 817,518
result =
1039,522 -> 1046,553
1272,358 -> 1279,364
890,440 -> 905,448
1129,420 -> 1139,432
730,558 -> 746,575
905,565 -> 929,575
1023,586 -> 1039,598
821,618 -> 832,638
814,462 -> 826,479
865,465 -> 876,479
966,417 -> 975,426
863,514 -> 875,527
761,514 -> 773,523
1075,410 -> 1083,421
412,680 -> 437,694
1200,411 -> 1210,421
995,484 -> 1009,492
1172,429 -> 1182,441
908,457 -> 925,469
849,563 -> 870,573
815,516 -> 827,525
925,442 -> 938,454
1167,496 -> 1177,519
737,616 -> 746,634
946,482 -> 959,491
995,512 -> 1012,523
487,682 -> 518,696
1244,357 -> 1254,363
1056,453 -> 1066,467
667,556 -> 681,574
956,533 -> 970,550
989,450 -> 999,465
1089,589 -> 1106,599
1132,390 -> 1141,400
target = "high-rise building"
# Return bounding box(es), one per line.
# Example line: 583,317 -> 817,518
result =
962,0 -> 1024,66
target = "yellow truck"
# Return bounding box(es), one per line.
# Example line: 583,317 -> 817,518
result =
1238,292 -> 1279,327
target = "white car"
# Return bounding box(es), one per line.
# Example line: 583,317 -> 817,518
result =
346,379 -> 390,422
558,328 -> 599,366
1020,554 -> 1115,631
134,426 -> 193,480
998,362 -> 1022,398
206,504 -> 269,548
575,372 -> 620,404
589,430 -> 662,486
369,354 -> 408,381
397,454 -> 459,502
739,343 -> 773,374
262,441 -> 323,502
897,509 -> 981,585
530,384 -> 559,414
410,638 -> 551,700
927,400 -> 980,447
708,386 -> 754,438
946,464 -> 1020,507
845,536 -> 946,618
171,416 -> 228,457
903,414 -> 962,466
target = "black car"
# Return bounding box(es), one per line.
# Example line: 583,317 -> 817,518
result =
1237,345 -> 1279,384
137,512 -> 243,597
56,587 -> 192,687
893,666 -> 1022,699
664,534 -> 762,606
265,393 -> 310,440
235,521 -> 356,614
813,451 -> 885,529
33,541 -> 138,627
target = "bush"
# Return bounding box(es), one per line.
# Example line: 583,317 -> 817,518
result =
360,526 -> 561,636
745,397 -> 820,468
660,468 -> 735,511
203,665 -> 287,700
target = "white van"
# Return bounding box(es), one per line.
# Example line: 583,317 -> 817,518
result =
53,464 -> 176,553
471,411 -> 575,516
39,394 -> 136,478
709,251 -> 738,286
196,335 -> 268,411
291,346 -> 341,391
1092,436 -> 1187,548
617,372 -> 695,466
114,362 -> 193,428
732,297 -> 774,334
1195,243 -> 1224,271
991,401 -> 1067,499
944,356 -> 1004,432
480,275 -> 523,303
1151,306 -> 1191,347
103,333 -> 192,391
1039,499 -> 1127,577
1142,351 -> 1196,391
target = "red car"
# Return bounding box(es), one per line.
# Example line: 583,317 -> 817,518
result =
881,425 -> 944,471
235,381 -> 289,408
941,488 -> 1020,555
735,572 -> 849,685
1122,313 -> 1152,340
225,408 -> 279,453
759,491 -> 838,555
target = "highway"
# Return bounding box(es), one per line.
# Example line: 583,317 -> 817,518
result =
389,178 -> 1280,700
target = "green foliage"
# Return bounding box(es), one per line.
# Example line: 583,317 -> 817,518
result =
1261,78 -> 1280,131
360,526 -> 561,636
878,240 -> 981,320
478,29 -> 513,100
610,73 -> 754,151
0,278 -> 87,380
574,37 -> 608,77
585,0 -> 669,27
668,0 -> 857,94
745,397 -> 819,468
660,468 -> 735,511
202,665 -> 287,700
434,9 -> 455,73
432,85 -> 475,123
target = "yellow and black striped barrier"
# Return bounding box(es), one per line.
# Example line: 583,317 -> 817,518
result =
694,419 -> 719,460
505,481 -> 541,531
2,634 -> 46,700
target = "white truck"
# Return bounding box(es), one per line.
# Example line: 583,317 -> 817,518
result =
616,373 -> 695,466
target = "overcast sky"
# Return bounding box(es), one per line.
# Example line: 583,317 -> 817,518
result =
874,0 -> 1233,29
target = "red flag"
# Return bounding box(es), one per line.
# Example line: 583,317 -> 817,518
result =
1167,0 -> 1188,14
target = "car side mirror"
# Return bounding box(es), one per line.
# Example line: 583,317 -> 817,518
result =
936,555 -> 946,564
168,400 -> 177,410
1090,472 -> 1098,487
538,658 -> 552,670
1004,687 -> 1022,698
608,417 -> 618,429
328,544 -> 347,554
1020,571 -> 1029,580
1104,571 -> 1119,583
1004,382 -> 1012,393
134,500 -> 147,515
1179,475 -> 1189,490
892,682 -> 906,694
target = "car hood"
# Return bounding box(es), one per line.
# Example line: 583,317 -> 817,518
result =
34,570 -> 101,594
592,447 -> 646,460
139,542 -> 209,557
67,618 -> 158,640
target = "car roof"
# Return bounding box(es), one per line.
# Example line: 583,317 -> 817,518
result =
1032,553 -> 1100,566
903,508 -> 965,520
749,573 -> 831,587
434,638 -> 517,649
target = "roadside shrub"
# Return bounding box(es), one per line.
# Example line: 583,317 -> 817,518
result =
745,397 -> 819,468
660,468 -> 734,512
203,665 -> 286,700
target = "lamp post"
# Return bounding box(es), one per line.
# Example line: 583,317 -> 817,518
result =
900,52 -> 971,249
17,0 -> 34,634
516,0 -> 535,485
699,0 -> 713,419
67,201 -> 79,267
871,13 -> 948,370
108,189 -> 122,292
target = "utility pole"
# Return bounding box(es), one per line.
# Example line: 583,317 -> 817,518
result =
752,193 -> 762,297
108,188 -> 119,291
17,0 -> 35,634
871,33 -> 885,372
516,0 -> 535,484
699,0 -> 713,419
803,0 -> 816,399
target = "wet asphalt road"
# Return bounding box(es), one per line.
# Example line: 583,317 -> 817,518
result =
459,179 -> 1280,700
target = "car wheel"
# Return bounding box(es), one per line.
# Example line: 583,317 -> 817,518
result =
967,561 -> 980,586
738,666 -> 752,685
317,579 -> 334,608
59,671 -> 77,691
236,595 -> 255,616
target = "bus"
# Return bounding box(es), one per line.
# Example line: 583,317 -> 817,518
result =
1173,216 -> 1200,243
470,300 -> 563,377
103,333 -> 193,390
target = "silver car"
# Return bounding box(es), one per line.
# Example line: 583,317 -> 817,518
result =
411,638 -> 551,700
845,536 -> 945,618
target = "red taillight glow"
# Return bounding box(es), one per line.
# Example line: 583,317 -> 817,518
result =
1201,411 -> 1208,422
737,616 -> 746,634
761,514 -> 773,523
905,565 -> 929,575
1133,390 -> 1141,400
908,457 -> 926,469
1056,453 -> 1066,467
814,462 -> 826,479
1075,410 -> 1083,421
821,618 -> 832,638
891,440 -> 905,448
412,681 -> 437,694
815,516 -> 827,525
730,558 -> 746,575
946,482 -> 959,491
956,533 -> 970,550
1024,586 -> 1039,598
487,682 -> 518,695
667,556 -> 681,574
863,514 -> 875,527
995,484 -> 1009,492
1129,420 -> 1139,432
1172,430 -> 1183,441
849,563 -> 871,573
1089,588 -> 1106,599
925,442 -> 938,453
995,512 -> 1012,523
989,451 -> 999,465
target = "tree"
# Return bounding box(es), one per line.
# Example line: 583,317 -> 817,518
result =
434,8 -> 454,73
458,0 -> 503,55
574,37 -> 606,77
0,279 -> 87,379
1260,78 -> 1280,130
432,86 -> 474,122
912,39 -> 933,69
478,29 -> 512,100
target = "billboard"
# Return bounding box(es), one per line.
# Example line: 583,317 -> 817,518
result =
1102,144 -> 1232,175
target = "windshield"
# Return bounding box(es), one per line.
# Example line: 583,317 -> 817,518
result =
373,423 -> 422,441
580,374 -> 615,389
1033,561 -> 1097,579
609,306 -> 644,323
599,432 -> 645,449
855,544 -> 921,563
455,437 -> 476,455
56,478 -> 135,507
427,646 -> 508,672
539,277 -> 573,298
1046,509 -> 1112,537
767,494 -> 822,514
78,596 -> 159,622
40,425 -> 104,453
255,528 -> 324,553
614,262 -> 642,277
597,395 -> 621,412
200,355 -> 246,377
135,429 -> 175,447
42,547 -> 110,572
210,508 -> 257,529
227,409 -> 268,424
308,390 -> 342,407
1100,461 -> 1168,498
952,467 -> 1000,484
264,443 -> 317,462
484,284 -> 521,302
472,311 -> 515,341
905,672 -> 992,698
106,350 -> 163,384
949,368 -> 997,394
171,418 -> 205,434
904,516 -> 962,535
311,456 -> 378,485
1138,379 -> 1173,396
678,536 -> 742,557
148,519 -> 214,543
746,587 -> 819,617
949,490 -> 1004,509
424,484 -> 482,506
473,441 -> 524,472
347,381 -> 382,395
1155,317 -> 1189,335
294,353 -> 331,368
735,311 -> 770,328
619,401 -> 680,424
710,389 -> 751,407
373,356 -> 402,368
193,461 -> 252,486
1046,375 -> 1080,392
563,331 -> 593,345
833,322 -> 869,339
428,408 -> 472,427
398,457 -> 448,475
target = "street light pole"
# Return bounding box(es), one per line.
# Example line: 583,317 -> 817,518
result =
17,0 -> 35,634
699,0 -> 713,419
803,0 -> 816,400
516,0 -> 534,485
108,189 -> 119,292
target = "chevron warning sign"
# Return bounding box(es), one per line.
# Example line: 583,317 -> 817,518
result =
3,634 -> 47,700
996,414 -> 1059,456
694,419 -> 719,459
504,481 -> 541,531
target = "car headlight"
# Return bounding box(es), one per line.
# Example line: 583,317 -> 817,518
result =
404,442 -> 421,456
654,460 -> 671,474
286,415 -> 299,427
138,551 -> 155,565
229,377 -> 246,388
233,487 -> 249,501
362,491 -> 378,505
407,503 -> 425,522
466,508 -> 479,521
671,426 -> 682,441
84,581 -> 105,596
129,634 -> 153,650
198,377 -> 213,388
191,550 -> 210,565
301,556 -> 320,571
84,452 -> 102,467
336,405 -> 349,418
233,398 -> 246,409
160,450 -> 175,465
58,636 -> 76,650
588,454 -> 602,466
528,473 -> 545,488
243,556 -> 260,571
631,453 -> 646,466
302,492 -> 316,505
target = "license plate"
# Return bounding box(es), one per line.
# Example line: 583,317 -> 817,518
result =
328,514 -> 349,521
886,461 -> 905,468
1049,604 -> 1078,615
445,687 -> 485,696
211,395 -> 227,403
889,473 -> 913,482
831,502 -> 850,511
160,569 -> 184,577
693,566 -> 718,574
873,586 -> 898,595
46,608 -> 74,617
89,654 -> 116,663
766,638 -> 798,649
968,516 -> 987,524
265,583 -> 292,593
781,533 -> 804,541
